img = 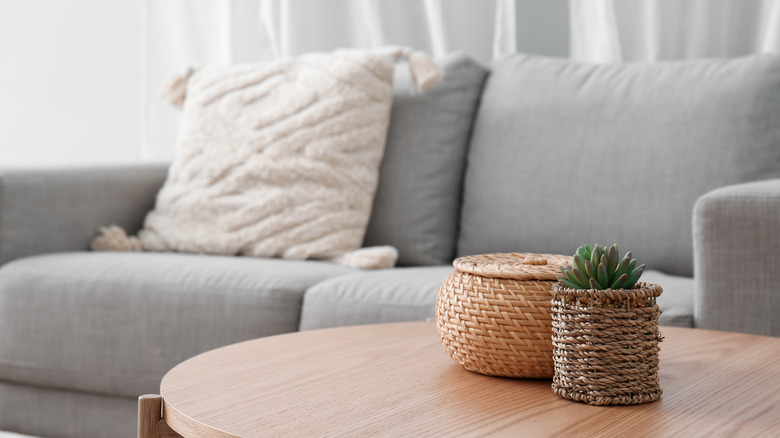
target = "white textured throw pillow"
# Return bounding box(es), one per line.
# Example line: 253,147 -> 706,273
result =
92,46 -> 442,269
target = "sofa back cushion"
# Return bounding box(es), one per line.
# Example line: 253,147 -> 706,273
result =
363,53 -> 488,266
457,54 -> 780,276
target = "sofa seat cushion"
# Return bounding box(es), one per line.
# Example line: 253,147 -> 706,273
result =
298,267 -> 693,331
642,270 -> 694,328
299,266 -> 454,330
0,252 -> 351,398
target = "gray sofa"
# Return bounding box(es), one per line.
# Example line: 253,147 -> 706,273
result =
1,52 -> 779,438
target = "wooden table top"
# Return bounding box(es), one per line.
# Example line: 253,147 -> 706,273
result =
160,322 -> 780,437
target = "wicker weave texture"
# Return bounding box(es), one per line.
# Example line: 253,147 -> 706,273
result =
436,269 -> 561,378
454,252 -> 572,280
550,282 -> 663,405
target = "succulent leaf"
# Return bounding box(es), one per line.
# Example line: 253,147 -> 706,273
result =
616,254 -> 631,277
585,260 -> 596,279
583,244 -> 593,258
559,279 -> 581,289
573,254 -> 587,274
626,264 -> 646,286
607,245 -> 618,273
597,258 -> 608,286
610,273 -> 629,289
590,246 -> 600,268
564,269 -> 579,286
573,267 -> 589,287
577,247 -> 590,263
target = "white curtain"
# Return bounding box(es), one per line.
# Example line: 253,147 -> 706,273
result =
570,0 -> 780,63
143,0 -> 516,162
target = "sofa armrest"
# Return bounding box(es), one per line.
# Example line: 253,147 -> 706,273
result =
0,164 -> 168,266
693,179 -> 780,336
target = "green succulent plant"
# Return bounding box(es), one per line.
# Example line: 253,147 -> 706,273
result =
558,244 -> 645,290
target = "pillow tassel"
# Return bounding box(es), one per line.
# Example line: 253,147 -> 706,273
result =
406,50 -> 443,93
159,66 -> 197,109
332,246 -> 398,270
91,225 -> 142,252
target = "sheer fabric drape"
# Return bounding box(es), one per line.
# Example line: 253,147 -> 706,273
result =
570,0 -> 780,63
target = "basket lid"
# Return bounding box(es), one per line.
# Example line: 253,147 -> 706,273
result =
453,252 -> 572,280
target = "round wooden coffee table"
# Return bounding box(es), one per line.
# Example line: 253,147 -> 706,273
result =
139,322 -> 780,437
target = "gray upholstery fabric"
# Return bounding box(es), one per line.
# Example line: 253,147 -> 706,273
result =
298,266 -> 692,331
694,179 -> 780,336
0,165 -> 168,267
299,266 -> 454,330
364,53 -> 488,266
458,54 -> 780,277
0,252 -> 351,398
0,381 -> 135,438
642,270 -> 694,328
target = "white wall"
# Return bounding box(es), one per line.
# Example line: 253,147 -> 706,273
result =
0,0 -> 144,167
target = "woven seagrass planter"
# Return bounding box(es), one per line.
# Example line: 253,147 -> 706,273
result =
436,253 -> 572,378
551,282 -> 664,405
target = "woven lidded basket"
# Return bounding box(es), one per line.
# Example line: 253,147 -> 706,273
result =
551,282 -> 664,405
436,252 -> 572,378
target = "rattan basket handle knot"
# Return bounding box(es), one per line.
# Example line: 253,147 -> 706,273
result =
524,256 -> 547,265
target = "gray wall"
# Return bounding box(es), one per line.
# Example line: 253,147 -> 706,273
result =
516,0 -> 570,57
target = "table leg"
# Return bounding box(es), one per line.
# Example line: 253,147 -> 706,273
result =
138,394 -> 183,438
